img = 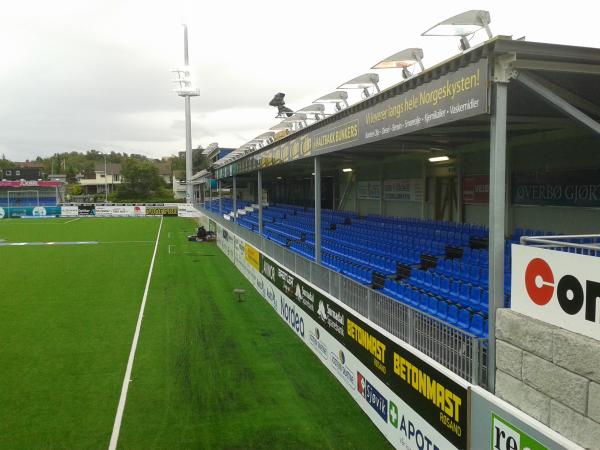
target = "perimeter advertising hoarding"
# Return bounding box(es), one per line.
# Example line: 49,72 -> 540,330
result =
217,59 -> 488,179
0,206 -> 60,218
145,206 -> 178,216
470,386 -> 581,450
217,228 -> 468,450
60,206 -> 79,217
94,205 -> 146,217
512,244 -> 600,341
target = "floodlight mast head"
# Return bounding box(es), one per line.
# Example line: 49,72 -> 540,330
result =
314,91 -> 349,112
372,48 -> 425,79
171,66 -> 200,97
422,10 -> 492,50
337,73 -> 380,98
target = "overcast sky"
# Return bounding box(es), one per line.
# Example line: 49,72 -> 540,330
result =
1,0 -> 598,161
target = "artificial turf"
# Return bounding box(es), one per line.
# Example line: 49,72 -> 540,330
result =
0,217 -> 392,449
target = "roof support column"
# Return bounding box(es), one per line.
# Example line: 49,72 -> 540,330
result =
218,180 -> 222,214
258,170 -> 263,236
421,157 -> 427,219
456,156 -> 463,223
488,81 -> 508,393
209,179 -> 212,210
314,157 -> 321,264
232,176 -> 237,223
379,166 -> 384,216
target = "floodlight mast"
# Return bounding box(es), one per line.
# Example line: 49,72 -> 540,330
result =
172,24 -> 200,204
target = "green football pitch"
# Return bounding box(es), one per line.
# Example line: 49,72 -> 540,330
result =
0,217 -> 392,449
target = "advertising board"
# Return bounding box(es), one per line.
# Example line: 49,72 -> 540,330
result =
225,235 -> 469,450
512,170 -> 600,207
512,244 -> 600,341
383,179 -> 424,202
94,205 -> 146,217
60,205 -> 79,217
462,175 -> 489,204
217,59 -> 488,179
470,386 -> 581,450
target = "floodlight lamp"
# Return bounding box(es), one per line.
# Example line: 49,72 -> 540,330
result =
269,122 -> 292,132
428,156 -> 450,162
171,66 -> 199,97
337,73 -> 380,98
314,91 -> 349,112
372,48 -> 425,76
422,10 -> 492,49
342,168 -> 352,173
296,104 -> 327,120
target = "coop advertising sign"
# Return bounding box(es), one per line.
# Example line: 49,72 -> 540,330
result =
256,251 -> 468,449
216,59 -> 488,179
470,385 -> 581,450
512,244 -> 600,341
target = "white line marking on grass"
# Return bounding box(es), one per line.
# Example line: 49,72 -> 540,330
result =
64,217 -> 81,224
108,216 -> 163,450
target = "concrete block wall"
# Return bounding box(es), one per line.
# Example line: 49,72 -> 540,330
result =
496,309 -> 600,449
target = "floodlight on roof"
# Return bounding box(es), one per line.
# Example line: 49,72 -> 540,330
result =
202,142 -> 218,155
372,48 -> 425,79
337,73 -> 380,98
422,10 -> 492,50
296,104 -> 327,120
269,122 -> 292,132
171,66 -> 200,96
282,113 -> 308,129
314,91 -> 349,112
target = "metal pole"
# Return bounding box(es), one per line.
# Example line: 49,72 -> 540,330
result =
218,180 -> 222,213
488,82 -> 508,393
457,156 -> 463,223
421,157 -> 427,219
209,179 -> 212,210
232,176 -> 237,222
183,25 -> 193,204
314,157 -> 321,264
258,170 -> 263,235
379,166 -> 384,215
104,154 -> 108,203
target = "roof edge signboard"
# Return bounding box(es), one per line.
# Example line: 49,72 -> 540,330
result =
217,58 -> 489,179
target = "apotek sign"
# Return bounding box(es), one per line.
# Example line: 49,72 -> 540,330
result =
512,245 -> 600,340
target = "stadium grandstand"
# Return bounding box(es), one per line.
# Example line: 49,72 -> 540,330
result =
191,25 -> 600,449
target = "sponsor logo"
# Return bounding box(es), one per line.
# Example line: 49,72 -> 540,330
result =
525,257 -> 600,322
256,278 -> 265,296
32,206 -> 47,216
317,300 -> 345,338
262,259 -> 276,283
0,207 -> 4,219
279,297 -> 304,338
330,350 -> 355,390
357,372 -> 387,422
295,282 -> 315,311
492,414 -> 546,450
347,318 -> 387,374
308,326 -> 328,361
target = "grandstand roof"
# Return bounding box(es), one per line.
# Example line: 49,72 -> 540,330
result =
214,36 -> 600,180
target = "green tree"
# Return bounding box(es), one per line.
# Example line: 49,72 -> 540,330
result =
117,159 -> 161,199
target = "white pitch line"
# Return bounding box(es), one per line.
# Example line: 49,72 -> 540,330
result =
108,216 -> 163,450
63,217 -> 81,224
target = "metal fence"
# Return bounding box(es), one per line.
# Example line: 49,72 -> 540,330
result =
203,208 -> 488,387
521,234 -> 600,256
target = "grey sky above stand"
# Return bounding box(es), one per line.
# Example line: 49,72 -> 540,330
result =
1,0 -> 598,161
